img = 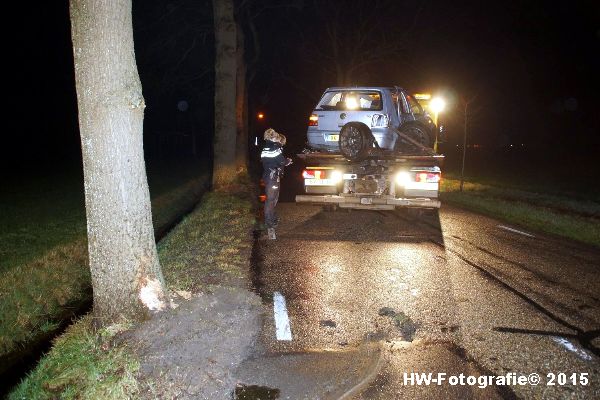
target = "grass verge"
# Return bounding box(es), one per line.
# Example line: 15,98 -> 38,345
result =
9,182 -> 256,399
440,178 -> 600,248
9,317 -> 139,400
159,189 -> 255,292
0,162 -> 208,368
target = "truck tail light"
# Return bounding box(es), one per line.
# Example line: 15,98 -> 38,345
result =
415,172 -> 441,183
303,169 -> 324,179
308,114 -> 319,126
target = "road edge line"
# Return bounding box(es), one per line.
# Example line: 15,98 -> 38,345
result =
498,225 -> 535,238
273,291 -> 292,341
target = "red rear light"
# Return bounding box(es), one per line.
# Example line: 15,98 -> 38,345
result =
308,114 -> 318,126
303,169 -> 324,179
415,172 -> 441,183
302,170 -> 314,179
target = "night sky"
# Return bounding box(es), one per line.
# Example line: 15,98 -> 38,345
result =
7,0 -> 600,184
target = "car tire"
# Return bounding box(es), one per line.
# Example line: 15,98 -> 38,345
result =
397,124 -> 433,150
339,123 -> 372,161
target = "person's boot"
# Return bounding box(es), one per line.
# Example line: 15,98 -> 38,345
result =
267,227 -> 277,240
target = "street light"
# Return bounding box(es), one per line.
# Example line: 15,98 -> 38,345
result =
429,97 -> 446,153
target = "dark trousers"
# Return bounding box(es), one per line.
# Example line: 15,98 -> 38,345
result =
264,172 -> 280,228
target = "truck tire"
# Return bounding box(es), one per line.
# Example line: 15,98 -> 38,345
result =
339,122 -> 372,161
397,124 -> 432,150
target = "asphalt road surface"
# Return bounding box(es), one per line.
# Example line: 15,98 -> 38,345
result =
249,202 -> 599,399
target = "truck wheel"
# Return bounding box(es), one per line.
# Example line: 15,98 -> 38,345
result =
339,123 -> 372,161
397,124 -> 432,149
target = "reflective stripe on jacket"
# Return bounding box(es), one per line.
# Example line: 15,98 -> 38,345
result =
261,140 -> 286,170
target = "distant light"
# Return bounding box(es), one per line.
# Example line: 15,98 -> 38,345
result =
430,97 -> 446,113
257,112 -> 265,120
177,100 -> 189,112
414,93 -> 431,100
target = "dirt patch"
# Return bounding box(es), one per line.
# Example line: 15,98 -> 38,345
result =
378,307 -> 418,341
126,287 -> 262,399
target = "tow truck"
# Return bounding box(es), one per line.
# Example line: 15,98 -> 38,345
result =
295,149 -> 442,211
295,86 -> 443,211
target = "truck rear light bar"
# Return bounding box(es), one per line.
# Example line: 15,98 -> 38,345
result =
303,169 -> 324,179
415,172 -> 441,183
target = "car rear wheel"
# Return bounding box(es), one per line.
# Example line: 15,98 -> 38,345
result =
339,123 -> 372,160
397,124 -> 432,150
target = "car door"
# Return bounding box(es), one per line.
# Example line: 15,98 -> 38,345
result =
398,92 -> 416,126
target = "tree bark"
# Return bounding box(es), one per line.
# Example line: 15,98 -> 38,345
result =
235,19 -> 248,174
70,0 -> 167,325
212,0 -> 238,187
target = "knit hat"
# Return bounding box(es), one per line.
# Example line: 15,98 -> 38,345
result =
263,128 -> 280,141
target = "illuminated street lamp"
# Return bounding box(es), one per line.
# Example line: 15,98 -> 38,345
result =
254,112 -> 266,146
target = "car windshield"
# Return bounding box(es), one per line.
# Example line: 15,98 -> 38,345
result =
316,90 -> 382,111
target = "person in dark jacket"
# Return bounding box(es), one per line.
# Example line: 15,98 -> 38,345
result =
261,128 -> 292,239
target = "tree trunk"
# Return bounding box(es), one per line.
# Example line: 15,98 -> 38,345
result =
70,0 -> 167,325
235,19 -> 248,174
213,0 -> 238,187
460,103 -> 468,192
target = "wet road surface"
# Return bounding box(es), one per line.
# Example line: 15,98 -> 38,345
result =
249,202 -> 600,399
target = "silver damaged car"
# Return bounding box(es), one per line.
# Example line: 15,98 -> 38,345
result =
307,86 -> 436,160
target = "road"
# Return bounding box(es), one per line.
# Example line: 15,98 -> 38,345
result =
243,201 -> 600,399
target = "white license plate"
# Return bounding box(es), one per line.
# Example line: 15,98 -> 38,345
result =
325,134 -> 339,142
405,182 -> 438,191
305,178 -> 335,186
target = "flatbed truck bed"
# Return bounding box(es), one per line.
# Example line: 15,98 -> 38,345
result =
295,150 -> 444,210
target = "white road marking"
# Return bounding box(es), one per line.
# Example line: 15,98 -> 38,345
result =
273,291 -> 292,341
497,225 -> 535,238
552,337 -> 593,361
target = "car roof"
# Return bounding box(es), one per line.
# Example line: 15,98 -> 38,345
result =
324,86 -> 405,92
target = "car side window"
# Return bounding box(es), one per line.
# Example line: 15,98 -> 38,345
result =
399,93 -> 410,114
317,91 -> 343,110
406,95 -> 423,115
391,93 -> 399,116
